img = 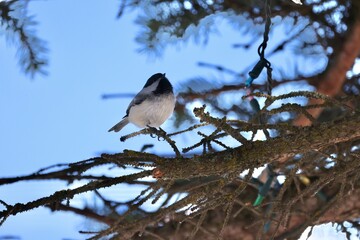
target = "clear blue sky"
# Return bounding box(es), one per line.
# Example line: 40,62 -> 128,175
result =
0,0 -> 347,239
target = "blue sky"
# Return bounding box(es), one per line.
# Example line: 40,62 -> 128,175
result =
0,0 -> 348,239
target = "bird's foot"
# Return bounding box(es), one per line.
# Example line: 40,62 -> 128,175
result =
147,126 -> 167,141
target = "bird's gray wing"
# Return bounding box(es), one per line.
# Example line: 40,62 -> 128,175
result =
124,92 -> 149,117
124,82 -> 157,117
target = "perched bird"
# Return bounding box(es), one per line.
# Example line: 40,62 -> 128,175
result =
108,73 -> 176,132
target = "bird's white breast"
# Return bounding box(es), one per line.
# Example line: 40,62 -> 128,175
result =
128,94 -> 176,128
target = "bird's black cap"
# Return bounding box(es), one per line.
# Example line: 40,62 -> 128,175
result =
143,73 -> 173,95
143,73 -> 165,88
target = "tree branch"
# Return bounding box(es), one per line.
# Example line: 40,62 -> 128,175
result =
294,19 -> 360,126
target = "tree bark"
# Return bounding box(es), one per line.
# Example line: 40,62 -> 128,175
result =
294,20 -> 360,126
157,111 -> 360,179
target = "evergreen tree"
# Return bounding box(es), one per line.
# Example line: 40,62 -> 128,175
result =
1,0 -> 359,239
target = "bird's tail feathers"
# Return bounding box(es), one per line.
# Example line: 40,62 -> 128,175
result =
108,118 -> 129,132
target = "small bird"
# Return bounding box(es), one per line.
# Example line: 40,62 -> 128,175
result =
108,73 -> 176,133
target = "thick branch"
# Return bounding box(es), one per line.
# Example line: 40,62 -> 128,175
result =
294,20 -> 360,126
156,112 -> 360,179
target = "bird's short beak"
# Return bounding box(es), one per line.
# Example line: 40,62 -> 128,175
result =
162,73 -> 166,77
